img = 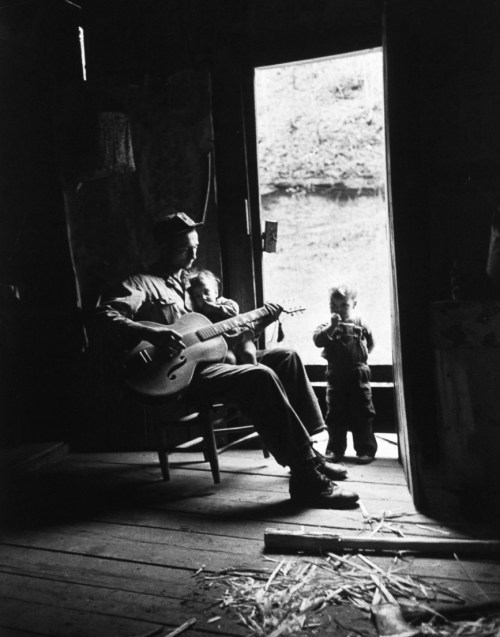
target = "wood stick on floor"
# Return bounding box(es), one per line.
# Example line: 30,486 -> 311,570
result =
264,529 -> 500,556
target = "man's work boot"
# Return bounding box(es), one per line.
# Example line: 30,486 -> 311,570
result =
312,449 -> 348,480
289,462 -> 359,509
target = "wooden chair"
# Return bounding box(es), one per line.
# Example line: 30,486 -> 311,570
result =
95,330 -> 268,484
149,397 -> 269,484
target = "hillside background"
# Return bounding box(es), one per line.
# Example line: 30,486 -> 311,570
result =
256,51 -> 385,194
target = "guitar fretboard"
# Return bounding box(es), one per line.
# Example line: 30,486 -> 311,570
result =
195,306 -> 271,342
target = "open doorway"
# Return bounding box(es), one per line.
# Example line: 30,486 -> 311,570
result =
254,49 -> 391,364
253,48 -> 396,442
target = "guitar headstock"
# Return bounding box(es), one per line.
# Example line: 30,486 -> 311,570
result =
282,306 -> 306,316
275,299 -> 306,316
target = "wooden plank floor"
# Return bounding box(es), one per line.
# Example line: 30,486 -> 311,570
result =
0,435 -> 499,637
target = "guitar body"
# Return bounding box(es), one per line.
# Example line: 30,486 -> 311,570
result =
122,313 -> 228,398
120,302 -> 303,399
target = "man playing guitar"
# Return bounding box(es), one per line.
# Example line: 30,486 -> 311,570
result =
96,212 -> 359,509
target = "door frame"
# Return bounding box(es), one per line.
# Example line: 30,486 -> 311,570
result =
237,45 -> 423,507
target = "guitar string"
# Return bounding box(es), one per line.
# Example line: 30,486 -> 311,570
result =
196,308 -> 268,342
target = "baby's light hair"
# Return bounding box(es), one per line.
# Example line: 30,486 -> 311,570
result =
329,283 -> 358,301
188,269 -> 220,296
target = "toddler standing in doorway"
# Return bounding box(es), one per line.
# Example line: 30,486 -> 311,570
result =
313,283 -> 377,464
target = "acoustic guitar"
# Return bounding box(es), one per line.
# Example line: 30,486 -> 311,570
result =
121,304 -> 304,398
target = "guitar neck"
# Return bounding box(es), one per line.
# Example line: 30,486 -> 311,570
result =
196,306 -> 276,342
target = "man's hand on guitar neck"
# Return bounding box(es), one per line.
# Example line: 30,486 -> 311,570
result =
140,323 -> 186,357
264,302 -> 283,320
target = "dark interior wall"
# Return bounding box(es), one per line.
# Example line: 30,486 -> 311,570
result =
0,2 -> 82,303
81,0 -> 384,77
0,2 -> 87,446
421,1 -> 500,300
385,0 -> 500,510
386,0 -> 500,304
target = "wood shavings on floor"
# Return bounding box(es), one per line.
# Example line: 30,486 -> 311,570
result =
194,552 -> 498,637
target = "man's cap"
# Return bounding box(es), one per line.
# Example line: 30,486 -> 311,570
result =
154,212 -> 203,243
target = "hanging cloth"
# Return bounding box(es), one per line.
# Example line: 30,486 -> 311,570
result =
82,111 -> 136,181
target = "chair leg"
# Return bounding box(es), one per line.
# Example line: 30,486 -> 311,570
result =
261,440 -> 271,459
156,426 -> 170,481
201,414 -> 220,484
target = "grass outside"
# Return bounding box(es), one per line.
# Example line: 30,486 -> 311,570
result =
261,192 -> 393,366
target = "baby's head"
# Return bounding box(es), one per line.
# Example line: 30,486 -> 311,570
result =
188,270 -> 220,307
329,283 -> 357,320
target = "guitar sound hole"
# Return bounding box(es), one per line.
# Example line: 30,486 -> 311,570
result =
167,355 -> 187,380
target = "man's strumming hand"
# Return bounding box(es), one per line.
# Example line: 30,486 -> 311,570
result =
142,324 -> 186,357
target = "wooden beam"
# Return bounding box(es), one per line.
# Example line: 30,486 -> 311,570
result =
264,529 -> 500,556
400,599 -> 500,623
211,55 -> 257,312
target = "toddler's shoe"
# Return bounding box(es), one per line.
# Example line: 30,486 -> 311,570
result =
325,449 -> 345,463
356,455 -> 375,464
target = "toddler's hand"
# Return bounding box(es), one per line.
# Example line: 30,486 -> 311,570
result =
202,300 -> 220,312
192,297 -> 213,313
330,313 -> 341,328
